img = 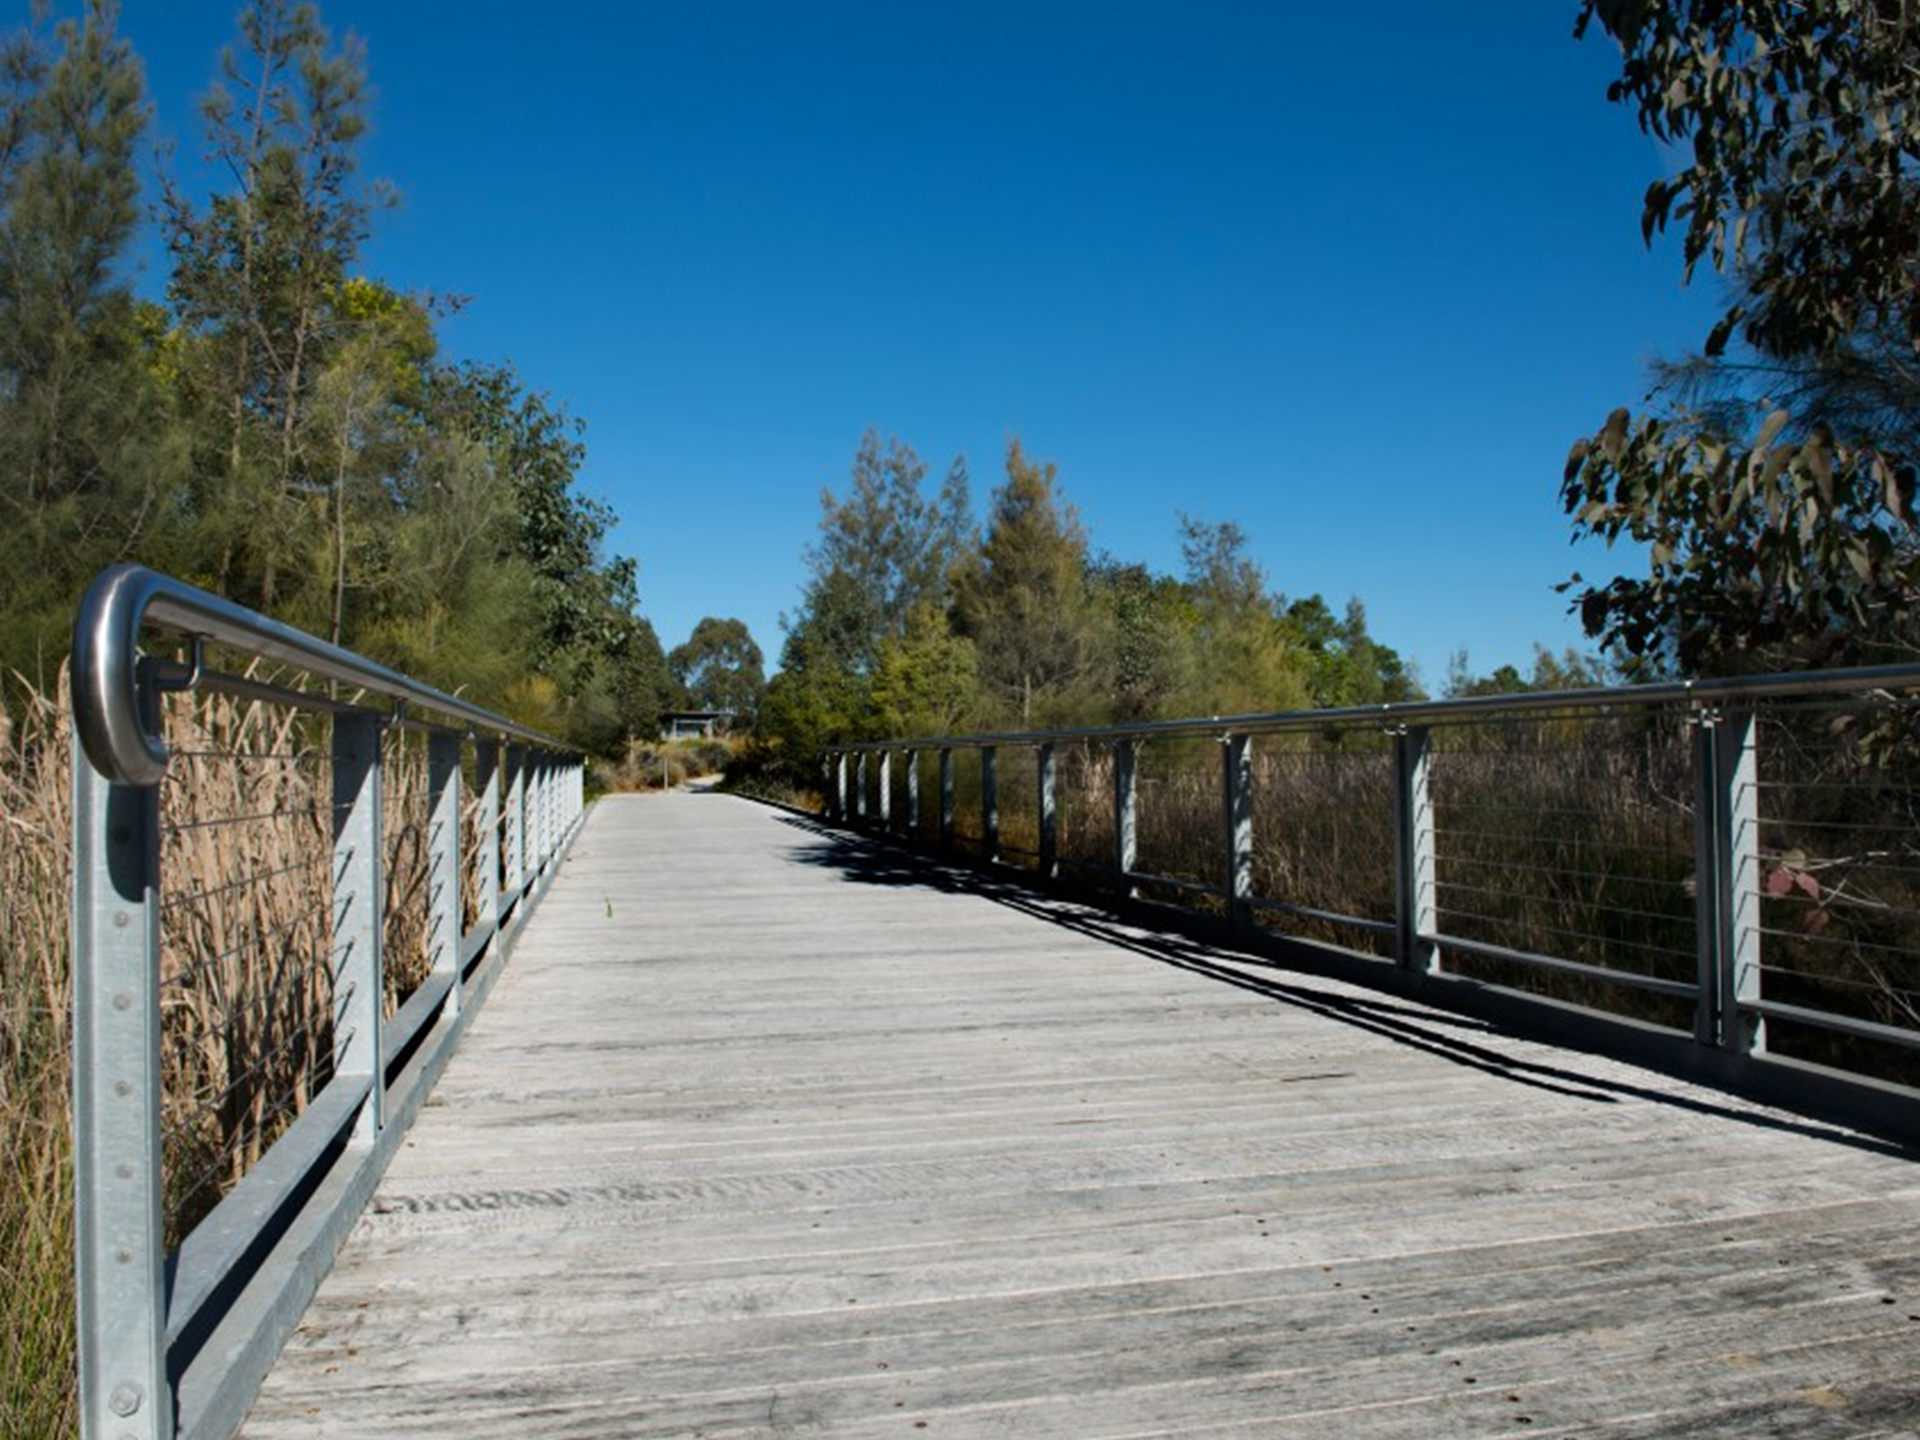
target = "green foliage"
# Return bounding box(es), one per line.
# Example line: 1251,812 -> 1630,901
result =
1581,0 -> 1920,360
161,0 -> 389,616
1286,595 -> 1418,708
1088,558 -> 1196,722
1564,402 -> 1916,667
1446,645 -> 1615,699
1173,514 -> 1312,716
807,429 -> 973,675
761,435 -> 976,773
952,439 -> 1102,726
0,0 -> 178,684
758,431 -> 1428,780
668,616 -> 766,717
869,602 -> 978,736
0,0 -> 663,758
1567,1 -> 1920,671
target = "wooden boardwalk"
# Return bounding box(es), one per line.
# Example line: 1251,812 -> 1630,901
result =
240,791 -> 1920,1439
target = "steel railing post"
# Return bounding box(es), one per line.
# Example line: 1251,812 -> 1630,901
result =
72,726 -> 171,1440
428,733 -> 463,1016
546,753 -> 559,862
533,755 -> 550,873
1115,737 -> 1138,897
1038,742 -> 1058,879
855,752 -> 869,823
504,745 -> 526,902
541,754 -> 555,870
939,748 -> 955,849
905,748 -> 920,837
331,714 -> 385,1145
981,746 -> 999,861
1696,709 -> 1763,1054
832,752 -> 847,821
475,740 -> 501,952
1223,732 -> 1254,929
878,751 -> 893,830
1393,726 -> 1437,975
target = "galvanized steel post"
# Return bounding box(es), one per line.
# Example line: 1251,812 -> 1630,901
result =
1696,709 -> 1763,1054
855,752 -> 869,822
939,748 -> 955,849
331,714 -> 385,1144
428,733 -> 463,1015
1223,733 -> 1254,929
1038,743 -> 1058,879
531,755 -> 550,871
904,748 -> 920,836
475,741 -> 501,947
504,745 -> 527,900
1392,727 -> 1437,975
981,746 -> 999,861
878,750 -> 893,830
72,726 -> 170,1440
1114,737 -> 1137,896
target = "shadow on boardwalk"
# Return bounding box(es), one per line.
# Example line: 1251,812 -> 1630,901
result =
771,809 -> 1915,1163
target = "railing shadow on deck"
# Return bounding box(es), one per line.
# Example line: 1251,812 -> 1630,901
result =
769,808 -> 1920,1167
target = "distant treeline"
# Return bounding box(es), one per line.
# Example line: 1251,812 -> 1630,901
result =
747,431 -> 1454,786
0,1 -> 673,752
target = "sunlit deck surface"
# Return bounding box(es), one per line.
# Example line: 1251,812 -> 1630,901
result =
241,790 -> 1920,1439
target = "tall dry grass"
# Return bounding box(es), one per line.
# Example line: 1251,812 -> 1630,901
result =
0,672 -> 78,1440
1,669 -> 442,1439
159,692 -> 335,1241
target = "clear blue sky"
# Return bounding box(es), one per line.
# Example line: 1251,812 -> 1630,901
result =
104,1 -> 1720,692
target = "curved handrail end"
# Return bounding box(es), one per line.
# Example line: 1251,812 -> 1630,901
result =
72,563 -> 170,787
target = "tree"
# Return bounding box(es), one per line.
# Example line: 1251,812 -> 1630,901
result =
0,0 -> 171,679
953,439 -> 1101,726
309,277 -> 436,645
1446,645 -> 1611,699
1285,594 -> 1419,708
1088,556 -> 1195,723
801,429 -> 973,677
1563,1 -> 1920,671
869,602 -> 978,736
669,617 -> 765,718
759,579 -> 876,774
758,432 -> 974,775
1174,515 -> 1312,716
164,0 -> 386,613
425,360 -> 638,667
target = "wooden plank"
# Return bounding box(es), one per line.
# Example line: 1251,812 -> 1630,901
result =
239,793 -> 1920,1439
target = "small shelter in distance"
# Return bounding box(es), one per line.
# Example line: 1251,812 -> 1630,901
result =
659,710 -> 734,740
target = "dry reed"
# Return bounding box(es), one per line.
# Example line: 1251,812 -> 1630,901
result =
0,671 -> 78,1440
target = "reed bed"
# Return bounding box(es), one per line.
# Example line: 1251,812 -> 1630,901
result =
158,689 -> 335,1243
1426,711 -> 1699,1027
0,672 -> 78,1440
1054,741 -> 1115,876
993,745 -> 1041,867
1751,700 -> 1920,1082
1251,734 -> 1398,957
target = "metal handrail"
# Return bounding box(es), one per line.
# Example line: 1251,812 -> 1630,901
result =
828,659 -> 1920,753
72,562 -> 565,786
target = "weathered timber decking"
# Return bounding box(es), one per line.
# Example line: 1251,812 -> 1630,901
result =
240,790 -> 1920,1439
